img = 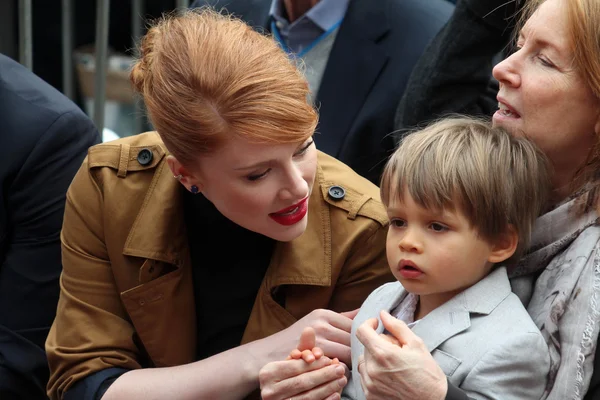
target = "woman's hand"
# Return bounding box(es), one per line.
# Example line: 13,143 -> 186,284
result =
355,310 -> 447,400
254,308 -> 359,368
259,357 -> 347,400
260,327 -> 348,400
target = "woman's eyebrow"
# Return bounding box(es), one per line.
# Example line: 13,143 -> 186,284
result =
519,28 -> 567,55
233,160 -> 273,171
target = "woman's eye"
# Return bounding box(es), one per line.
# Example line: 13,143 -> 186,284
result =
246,168 -> 271,181
538,55 -> 554,68
430,222 -> 448,232
294,139 -> 314,156
390,219 -> 406,228
513,44 -> 523,54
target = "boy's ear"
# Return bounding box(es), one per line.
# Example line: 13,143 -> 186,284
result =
487,225 -> 518,264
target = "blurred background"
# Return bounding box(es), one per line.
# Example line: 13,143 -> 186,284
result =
1,0 -> 458,144
0,0 -> 191,142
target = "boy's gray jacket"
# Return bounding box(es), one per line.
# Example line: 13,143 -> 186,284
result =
343,267 -> 550,400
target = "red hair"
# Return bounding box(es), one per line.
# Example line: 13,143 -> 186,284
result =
130,8 -> 318,167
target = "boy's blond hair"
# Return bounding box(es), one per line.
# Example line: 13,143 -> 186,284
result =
381,117 -> 550,264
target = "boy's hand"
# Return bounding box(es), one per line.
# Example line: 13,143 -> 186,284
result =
286,327 -> 324,363
259,325 -> 351,400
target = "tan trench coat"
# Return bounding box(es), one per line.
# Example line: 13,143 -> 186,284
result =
46,132 -> 393,399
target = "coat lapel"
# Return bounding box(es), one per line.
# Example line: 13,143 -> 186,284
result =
412,267 -> 512,352
119,160 -> 196,367
122,161 -> 188,264
315,0 -> 390,157
263,161 -> 331,288
411,304 -> 471,353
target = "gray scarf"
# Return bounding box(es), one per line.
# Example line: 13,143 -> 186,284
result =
509,193 -> 600,400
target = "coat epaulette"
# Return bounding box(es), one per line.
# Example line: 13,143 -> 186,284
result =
316,151 -> 388,227
87,132 -> 167,178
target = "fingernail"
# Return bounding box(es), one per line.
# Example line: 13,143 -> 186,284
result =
337,377 -> 347,388
335,365 -> 344,375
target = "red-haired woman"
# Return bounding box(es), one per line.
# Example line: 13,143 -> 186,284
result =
45,8 -> 392,400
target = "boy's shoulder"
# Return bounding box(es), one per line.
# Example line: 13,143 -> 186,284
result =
439,290 -> 549,398
433,269 -> 548,391
466,267 -> 540,334
441,266 -> 542,344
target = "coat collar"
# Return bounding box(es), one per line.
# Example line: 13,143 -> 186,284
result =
122,159 -> 188,266
122,151 -> 334,287
263,160 -> 332,288
412,267 -> 511,352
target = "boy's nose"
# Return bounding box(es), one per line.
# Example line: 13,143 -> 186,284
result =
398,229 -> 423,253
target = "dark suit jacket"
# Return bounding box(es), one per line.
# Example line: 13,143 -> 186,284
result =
191,0 -> 453,184
0,53 -> 100,399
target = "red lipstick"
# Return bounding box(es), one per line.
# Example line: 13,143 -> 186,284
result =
269,197 -> 308,226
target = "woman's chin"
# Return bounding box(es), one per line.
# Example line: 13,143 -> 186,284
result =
266,215 -> 309,242
493,115 -> 527,138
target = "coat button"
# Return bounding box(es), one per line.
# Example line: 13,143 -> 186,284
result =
137,148 -> 153,166
328,185 -> 345,200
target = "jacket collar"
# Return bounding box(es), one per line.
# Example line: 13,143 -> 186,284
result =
263,160 -> 331,288
411,267 -> 512,352
122,159 -> 188,266
375,267 -> 512,352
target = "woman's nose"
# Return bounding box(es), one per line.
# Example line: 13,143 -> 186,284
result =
492,52 -> 522,88
279,164 -> 308,200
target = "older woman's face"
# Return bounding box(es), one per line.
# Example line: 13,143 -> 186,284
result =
492,0 -> 600,176
193,135 -> 317,242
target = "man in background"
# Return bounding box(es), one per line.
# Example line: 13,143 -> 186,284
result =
0,53 -> 100,399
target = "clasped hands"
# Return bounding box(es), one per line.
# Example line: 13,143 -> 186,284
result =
259,309 -> 447,400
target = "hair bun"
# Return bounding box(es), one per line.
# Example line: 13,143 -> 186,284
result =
130,26 -> 160,94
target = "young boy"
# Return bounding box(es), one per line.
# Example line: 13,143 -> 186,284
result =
284,117 -> 552,400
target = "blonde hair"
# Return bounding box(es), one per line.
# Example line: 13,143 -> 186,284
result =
380,117 -> 551,263
130,8 -> 318,167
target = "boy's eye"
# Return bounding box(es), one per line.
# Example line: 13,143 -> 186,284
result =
390,218 -> 406,228
430,222 -> 448,232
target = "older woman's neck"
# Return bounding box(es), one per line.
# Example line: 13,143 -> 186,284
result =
283,0 -> 320,22
550,164 -> 587,207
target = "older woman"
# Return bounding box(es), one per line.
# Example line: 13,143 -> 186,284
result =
259,0 -> 600,399
45,8 -> 393,400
